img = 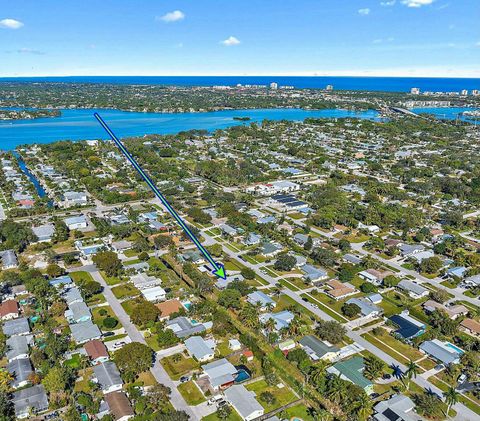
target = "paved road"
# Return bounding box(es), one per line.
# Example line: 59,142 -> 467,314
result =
201,230 -> 478,420
87,270 -> 197,420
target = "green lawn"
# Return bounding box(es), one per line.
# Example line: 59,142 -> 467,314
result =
111,283 -> 141,299
70,271 -> 94,284
101,272 -> 123,286
65,353 -> 82,369
300,293 -> 347,323
282,404 -> 315,421
161,354 -> 199,380
91,305 -> 122,332
245,380 -> 297,412
202,409 -> 243,421
362,333 -> 410,365
367,331 -> 424,362
178,381 -> 206,405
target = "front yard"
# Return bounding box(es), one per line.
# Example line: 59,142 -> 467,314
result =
161,353 -> 199,380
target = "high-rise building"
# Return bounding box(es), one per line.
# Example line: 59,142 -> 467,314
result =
461,89 -> 468,96
471,90 -> 479,96
410,87 -> 420,95
270,82 -> 278,89
326,85 -> 334,91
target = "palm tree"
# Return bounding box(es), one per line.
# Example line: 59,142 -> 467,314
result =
405,360 -> 418,390
444,387 -> 459,418
326,374 -> 346,404
263,317 -> 276,333
309,364 -> 326,387
354,392 -> 373,421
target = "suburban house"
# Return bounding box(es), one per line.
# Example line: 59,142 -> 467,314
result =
65,301 -> 92,324
184,336 -> 216,362
460,318 -> 480,337
64,214 -> 88,230
419,339 -> 464,365
0,249 -> 18,269
131,273 -> 161,290
398,244 -> 425,257
84,340 -> 110,365
32,223 -> 55,243
49,275 -> 73,288
343,254 -> 362,265
299,335 -> 340,362
111,240 -> 133,253
327,356 -> 373,394
94,361 -> 124,394
0,299 -> 19,320
373,394 -> 416,421
446,266 -> 467,279
141,285 -> 166,303
201,358 -> 238,391
260,242 -> 283,257
224,384 -> 264,421
12,385 -> 49,419
346,297 -> 382,318
389,310 -> 426,340
62,191 -> 88,207
6,335 -> 31,361
325,280 -> 356,300
397,280 -> 429,299
301,264 -> 328,283
63,286 -> 84,306
8,357 -> 33,388
3,317 -> 30,336
104,392 -> 134,421
156,299 -> 184,320
358,269 -> 390,286
422,300 -> 468,319
259,310 -> 294,332
243,233 -> 261,246
166,317 -> 207,338
220,224 -> 239,238
246,291 -> 276,310
70,320 -> 102,344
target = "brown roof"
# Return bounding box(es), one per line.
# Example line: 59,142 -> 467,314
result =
84,340 -> 108,360
155,299 -> 183,318
0,300 -> 19,317
105,392 -> 134,419
461,318 -> 480,334
326,280 -> 356,298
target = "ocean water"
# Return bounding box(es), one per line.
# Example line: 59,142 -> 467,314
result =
1,76 -> 479,92
0,107 -> 381,150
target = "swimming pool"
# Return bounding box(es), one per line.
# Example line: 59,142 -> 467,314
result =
445,342 -> 464,354
234,369 -> 251,383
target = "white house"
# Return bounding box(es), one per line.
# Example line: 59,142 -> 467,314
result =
141,286 -> 166,302
224,385 -> 264,421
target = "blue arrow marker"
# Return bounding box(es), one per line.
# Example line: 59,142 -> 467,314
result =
94,112 -> 227,280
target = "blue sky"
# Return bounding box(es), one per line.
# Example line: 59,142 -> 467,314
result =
1,0 -> 479,77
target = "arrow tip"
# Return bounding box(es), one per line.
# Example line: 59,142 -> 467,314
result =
212,263 -> 227,280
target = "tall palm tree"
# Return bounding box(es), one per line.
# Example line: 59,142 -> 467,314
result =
326,374 -> 346,404
405,360 -> 419,390
309,364 -> 326,387
444,387 -> 459,418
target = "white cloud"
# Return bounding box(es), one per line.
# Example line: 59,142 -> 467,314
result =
401,0 -> 434,7
0,18 -> 24,29
157,10 -> 185,23
380,1 -> 396,6
358,8 -> 370,15
221,36 -> 241,46
476,41 -> 480,47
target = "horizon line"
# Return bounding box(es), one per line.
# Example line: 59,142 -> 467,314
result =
1,74 -> 480,80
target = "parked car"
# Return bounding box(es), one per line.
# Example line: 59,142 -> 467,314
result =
217,400 -> 228,408
179,376 -> 190,383
103,331 -> 115,337
458,373 -> 467,384
208,395 -> 224,406
382,373 -> 391,380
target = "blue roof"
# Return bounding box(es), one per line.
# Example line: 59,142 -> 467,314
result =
49,275 -> 73,287
389,314 -> 424,339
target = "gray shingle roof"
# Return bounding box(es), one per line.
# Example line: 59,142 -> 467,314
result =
7,357 -> 33,387
224,385 -> 264,419
3,317 -> 30,336
70,320 -> 102,344
13,385 -> 49,418
94,362 -> 123,389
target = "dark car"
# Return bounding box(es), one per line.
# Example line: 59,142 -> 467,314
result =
179,376 -> 190,383
382,373 -> 391,379
102,331 -> 115,337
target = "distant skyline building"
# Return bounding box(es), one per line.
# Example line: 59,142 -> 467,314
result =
410,87 -> 420,95
326,85 -> 334,91
270,82 -> 278,89
461,89 -> 468,96
472,90 -> 480,96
